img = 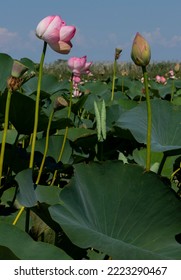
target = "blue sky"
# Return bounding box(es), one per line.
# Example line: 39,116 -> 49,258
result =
1,0 -> 181,64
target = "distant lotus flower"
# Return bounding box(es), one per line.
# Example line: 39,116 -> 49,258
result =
140,77 -> 144,83
73,88 -> 82,97
155,75 -> 166,84
68,56 -> 92,97
155,75 -> 161,83
73,75 -> 81,84
71,76 -> 82,97
160,76 -> 167,84
131,32 -> 151,67
67,56 -> 92,76
174,63 -> 180,73
168,69 -> 176,79
169,70 -> 174,76
36,15 -> 76,54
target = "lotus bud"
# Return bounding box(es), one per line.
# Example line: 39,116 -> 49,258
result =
54,96 -> 68,110
174,63 -> 180,73
11,60 -> 28,78
131,32 -> 151,67
7,60 -> 29,91
115,48 -> 122,60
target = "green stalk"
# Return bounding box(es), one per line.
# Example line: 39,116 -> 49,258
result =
121,76 -> 124,93
111,58 -> 117,101
170,79 -> 175,103
29,41 -> 47,169
36,109 -> 54,185
0,89 -> 12,187
13,42 -> 47,226
51,77 -> 73,186
142,66 -> 151,171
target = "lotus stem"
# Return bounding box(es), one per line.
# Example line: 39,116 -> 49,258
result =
111,58 -> 117,101
51,76 -> 73,186
29,41 -> 47,169
36,109 -> 54,185
142,66 -> 151,171
13,41 -> 47,226
12,206 -> 24,225
170,79 -> 175,103
0,89 -> 12,187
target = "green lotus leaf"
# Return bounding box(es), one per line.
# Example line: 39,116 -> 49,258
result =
50,161 -> 181,259
15,168 -> 37,207
116,99 -> 181,152
0,91 -> 48,134
0,53 -> 13,93
22,74 -> 64,96
34,135 -> 72,164
0,223 -> 71,260
0,245 -> 20,260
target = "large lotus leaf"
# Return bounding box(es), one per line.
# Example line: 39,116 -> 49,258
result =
83,81 -> 111,112
20,57 -> 37,71
84,80 -> 109,95
15,168 -> 37,207
0,245 -> 20,260
106,104 -> 125,129
58,128 -> 96,142
22,74 -> 64,96
149,80 -> 173,98
0,189 -> 27,231
35,184 -> 61,205
132,148 -> 178,177
49,161 -> 181,260
0,129 -> 18,144
3,144 -> 29,174
0,223 -> 71,259
15,169 -> 61,207
126,80 -> 143,99
0,91 -> 48,134
0,53 -> 13,93
34,135 -> 72,164
114,77 -> 131,91
116,99 -> 181,152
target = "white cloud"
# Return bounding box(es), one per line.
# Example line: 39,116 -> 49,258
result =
168,35 -> 181,47
143,28 -> 181,48
0,26 -> 42,57
0,27 -> 18,50
23,30 -> 41,51
28,29 -> 37,41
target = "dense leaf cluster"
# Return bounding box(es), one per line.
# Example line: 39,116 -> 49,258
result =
0,54 -> 181,259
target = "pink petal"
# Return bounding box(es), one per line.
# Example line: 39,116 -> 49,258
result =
68,56 -> 87,72
59,26 -> 76,42
73,76 -> 81,83
48,40 -> 72,54
36,16 -> 55,37
36,15 -> 64,44
82,62 -> 92,73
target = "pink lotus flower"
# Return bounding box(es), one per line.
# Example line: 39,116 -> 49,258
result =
155,75 -> 167,85
155,75 -> 161,83
160,76 -> 167,84
68,56 -> 92,97
67,56 -> 92,76
168,69 -> 176,79
36,15 -> 76,54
